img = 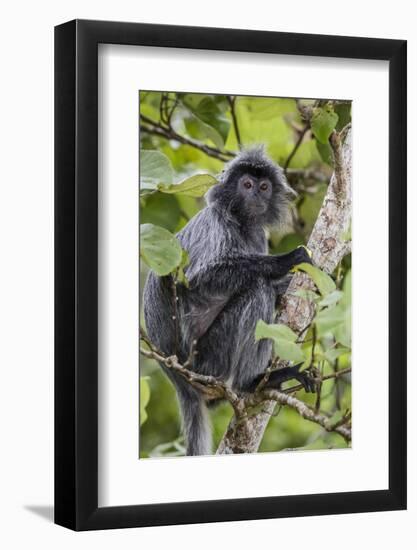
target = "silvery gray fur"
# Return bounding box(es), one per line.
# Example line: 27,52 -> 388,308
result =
143,147 -> 313,456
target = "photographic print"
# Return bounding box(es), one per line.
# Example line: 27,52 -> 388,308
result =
55,21 -> 406,529
139,91 -> 352,458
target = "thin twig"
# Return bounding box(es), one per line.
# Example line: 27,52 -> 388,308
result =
141,114 -> 329,180
171,275 -> 179,355
249,389 -> 351,442
227,96 -> 242,150
139,345 -> 244,415
334,358 -> 342,410
139,326 -> 158,352
140,327 -> 351,435
141,331 -> 352,449
314,360 -> 323,413
284,125 -> 309,174
140,114 -> 234,162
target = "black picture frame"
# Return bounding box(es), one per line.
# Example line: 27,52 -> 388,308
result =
55,19 -> 407,531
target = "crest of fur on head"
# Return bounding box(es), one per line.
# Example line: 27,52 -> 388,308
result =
206,145 -> 296,228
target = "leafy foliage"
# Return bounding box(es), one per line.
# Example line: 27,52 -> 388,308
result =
140,223 -> 183,276
181,93 -> 231,147
139,92 -> 352,457
140,149 -> 173,192
311,105 -> 339,144
293,262 -> 337,296
158,174 -> 218,197
255,321 -> 306,362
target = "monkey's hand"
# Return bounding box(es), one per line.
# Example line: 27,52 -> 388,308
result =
271,245 -> 313,279
293,245 -> 313,266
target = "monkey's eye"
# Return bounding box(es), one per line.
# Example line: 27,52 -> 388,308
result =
260,182 -> 269,191
243,179 -> 253,189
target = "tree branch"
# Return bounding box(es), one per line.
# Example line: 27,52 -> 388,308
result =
141,113 -> 330,187
140,114 -> 235,162
140,328 -> 352,450
254,390 -> 351,442
139,344 -> 244,415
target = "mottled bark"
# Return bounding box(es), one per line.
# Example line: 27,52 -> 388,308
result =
217,128 -> 352,455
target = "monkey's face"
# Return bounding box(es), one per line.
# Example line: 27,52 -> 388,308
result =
237,173 -> 273,219
206,147 -> 294,227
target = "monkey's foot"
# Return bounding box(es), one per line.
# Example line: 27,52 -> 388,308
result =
265,363 -> 317,393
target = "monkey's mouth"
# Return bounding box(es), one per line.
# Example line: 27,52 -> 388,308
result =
249,203 -> 267,215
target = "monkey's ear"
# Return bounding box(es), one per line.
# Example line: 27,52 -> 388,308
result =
283,182 -> 298,199
278,170 -> 298,200
205,183 -> 222,205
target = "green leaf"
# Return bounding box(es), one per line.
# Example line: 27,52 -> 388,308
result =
158,174 -> 217,197
293,262 -> 336,296
184,115 -> 225,150
343,270 -> 352,304
293,289 -> 321,302
316,140 -> 333,166
140,150 -> 173,193
255,320 -> 305,362
273,339 -> 306,362
319,290 -> 344,308
328,410 -> 346,426
255,320 -> 298,342
335,102 -> 351,131
179,248 -> 189,268
140,192 -> 181,233
140,377 -> 151,426
181,95 -> 230,146
140,223 -> 183,276
192,96 -> 231,143
334,310 -> 352,347
176,249 -> 190,287
315,303 -> 351,347
323,347 -> 350,363
311,106 -> 339,144
315,305 -> 346,334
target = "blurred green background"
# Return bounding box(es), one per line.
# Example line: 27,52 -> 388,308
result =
139,91 -> 351,458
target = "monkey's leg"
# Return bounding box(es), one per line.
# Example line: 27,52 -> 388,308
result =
272,274 -> 292,294
248,364 -> 317,393
273,274 -> 293,308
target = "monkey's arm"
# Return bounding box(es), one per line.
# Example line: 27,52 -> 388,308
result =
183,247 -> 311,341
188,246 -> 311,295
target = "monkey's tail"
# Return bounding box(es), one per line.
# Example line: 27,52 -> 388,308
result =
177,384 -> 212,456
